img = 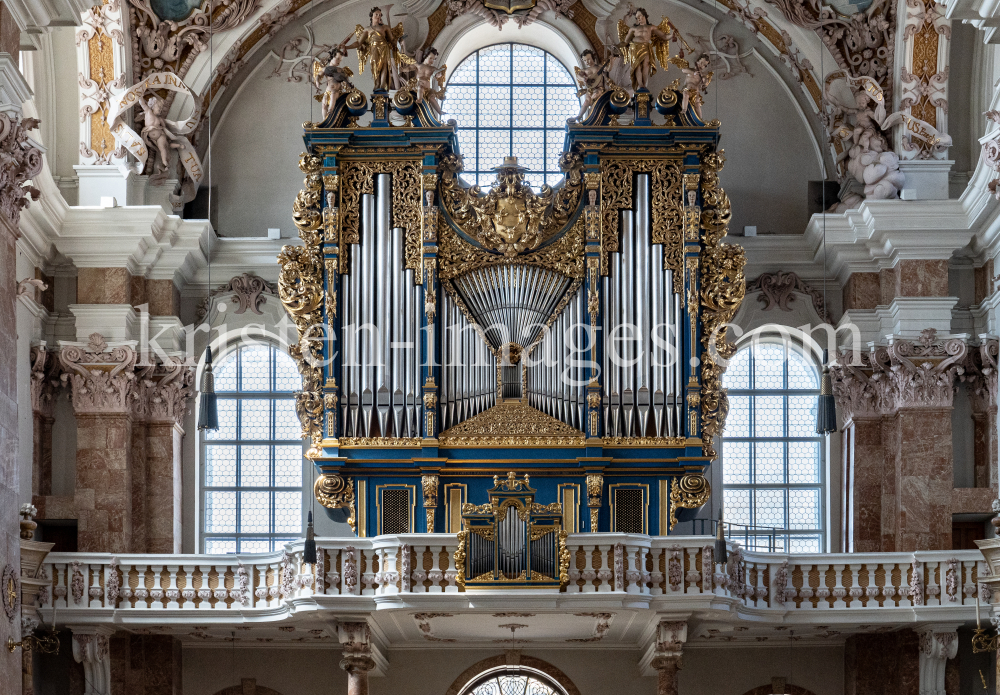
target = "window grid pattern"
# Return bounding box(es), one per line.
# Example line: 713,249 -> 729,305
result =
722,344 -> 825,553
463,671 -> 562,695
201,344 -> 304,553
442,43 -> 579,189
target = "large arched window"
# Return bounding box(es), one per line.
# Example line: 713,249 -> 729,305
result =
459,667 -> 567,695
442,43 -> 580,188
721,342 -> 825,552
200,343 -> 304,553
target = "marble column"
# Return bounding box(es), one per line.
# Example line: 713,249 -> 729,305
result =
650,620 -> 686,695
59,339 -> 139,553
338,622 -> 376,695
142,361 -> 192,553
28,347 -> 55,498
0,108 -> 43,695
108,633 -> 182,695
965,339 -> 999,489
916,627 -> 959,695
884,335 -> 966,551
831,350 -> 889,553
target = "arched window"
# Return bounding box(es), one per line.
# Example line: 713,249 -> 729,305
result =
200,343 -> 304,553
459,667 -> 567,695
442,43 -> 580,188
721,342 -> 825,552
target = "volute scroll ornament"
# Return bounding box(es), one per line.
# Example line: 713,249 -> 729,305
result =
314,474 -> 357,532
668,472 -> 711,530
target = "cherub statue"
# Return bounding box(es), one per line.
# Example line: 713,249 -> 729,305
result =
571,49 -> 612,122
340,6 -> 413,92
138,95 -> 183,172
313,46 -> 355,119
617,7 -> 690,91
824,74 -> 903,208
413,48 -> 447,117
673,54 -> 713,119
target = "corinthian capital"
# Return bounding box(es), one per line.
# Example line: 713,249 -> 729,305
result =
883,330 -> 967,409
0,113 -> 42,231
830,349 -> 885,422
29,345 -> 58,417
59,335 -> 139,415
963,336 -> 999,412
137,358 -> 195,425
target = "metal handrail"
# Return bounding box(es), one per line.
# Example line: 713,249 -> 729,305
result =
674,518 -> 797,553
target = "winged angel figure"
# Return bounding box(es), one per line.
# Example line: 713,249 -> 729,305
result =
617,7 -> 690,91
339,6 -> 414,92
312,47 -> 355,119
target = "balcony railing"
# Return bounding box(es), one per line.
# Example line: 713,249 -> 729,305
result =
39,534 -> 988,622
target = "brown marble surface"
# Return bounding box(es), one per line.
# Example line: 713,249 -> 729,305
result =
842,272 -> 880,311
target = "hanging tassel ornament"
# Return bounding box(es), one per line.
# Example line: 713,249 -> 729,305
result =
816,349 -> 838,434
303,511 -> 317,565
198,345 -> 219,431
714,507 -> 728,564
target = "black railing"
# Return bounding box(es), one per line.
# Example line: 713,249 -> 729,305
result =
673,519 -> 792,553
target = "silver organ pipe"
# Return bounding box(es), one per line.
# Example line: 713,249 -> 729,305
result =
621,209 -> 635,437
636,174 -> 651,437
391,227 -> 404,437
600,174 -> 685,439
360,193 -> 375,436
342,178 -> 425,438
609,250 -> 621,438
375,174 -> 391,436
522,284 -> 585,429
440,290 -> 497,430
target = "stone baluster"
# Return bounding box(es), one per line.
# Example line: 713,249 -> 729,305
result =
847,563 -> 863,607
925,560 -> 941,606
361,548 -> 376,595
410,546 -> 427,593
444,546 -> 459,593
196,564 -> 213,608
596,544 -> 612,592
149,564 -> 165,607
87,564 -> 102,608
832,563 -> 847,608
580,546 -> 597,593
52,564 -> 68,608
182,564 -> 196,607
426,546 -> 443,593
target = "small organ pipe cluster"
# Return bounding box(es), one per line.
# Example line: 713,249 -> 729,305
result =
281,81 -> 745,544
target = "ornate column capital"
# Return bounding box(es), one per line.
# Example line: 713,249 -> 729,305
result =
29,345 -> 58,418
963,337 -> 999,413
71,627 -> 115,695
916,625 -> 960,695
0,112 -> 42,233
882,330 -> 968,410
59,335 -> 139,416
650,620 -> 687,695
137,358 -> 195,426
338,621 -> 376,674
830,349 -> 886,422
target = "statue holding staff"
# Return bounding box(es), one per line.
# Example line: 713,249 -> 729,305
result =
339,5 -> 412,92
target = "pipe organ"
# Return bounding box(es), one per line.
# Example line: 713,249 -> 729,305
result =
278,83 -> 746,556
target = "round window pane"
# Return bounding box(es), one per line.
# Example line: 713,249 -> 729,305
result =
443,43 -> 580,189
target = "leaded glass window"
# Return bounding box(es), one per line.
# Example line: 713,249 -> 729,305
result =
201,344 -> 304,553
721,342 -> 825,552
442,43 -> 579,188
459,668 -> 565,695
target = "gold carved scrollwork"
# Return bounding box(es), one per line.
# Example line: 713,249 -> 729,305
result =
698,151 -> 746,460
437,152 -> 583,259
600,158 -> 684,292
280,153 -> 326,450
668,472 -> 711,530
461,501 -> 498,515
437,207 -> 586,282
498,499 -> 529,522
314,474 -> 357,532
558,530 -> 570,588
338,157 -> 422,274
529,502 -> 562,515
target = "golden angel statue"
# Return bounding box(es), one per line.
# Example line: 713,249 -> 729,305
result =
616,7 -> 690,91
339,5 -> 414,92
671,54 -> 713,120
408,48 -> 447,117
571,48 -> 613,122
312,46 -> 355,119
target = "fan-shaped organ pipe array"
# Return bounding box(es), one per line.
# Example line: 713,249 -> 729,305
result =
441,292 -> 498,430
525,285 -> 586,428
602,173 -> 684,437
340,174 -> 423,438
